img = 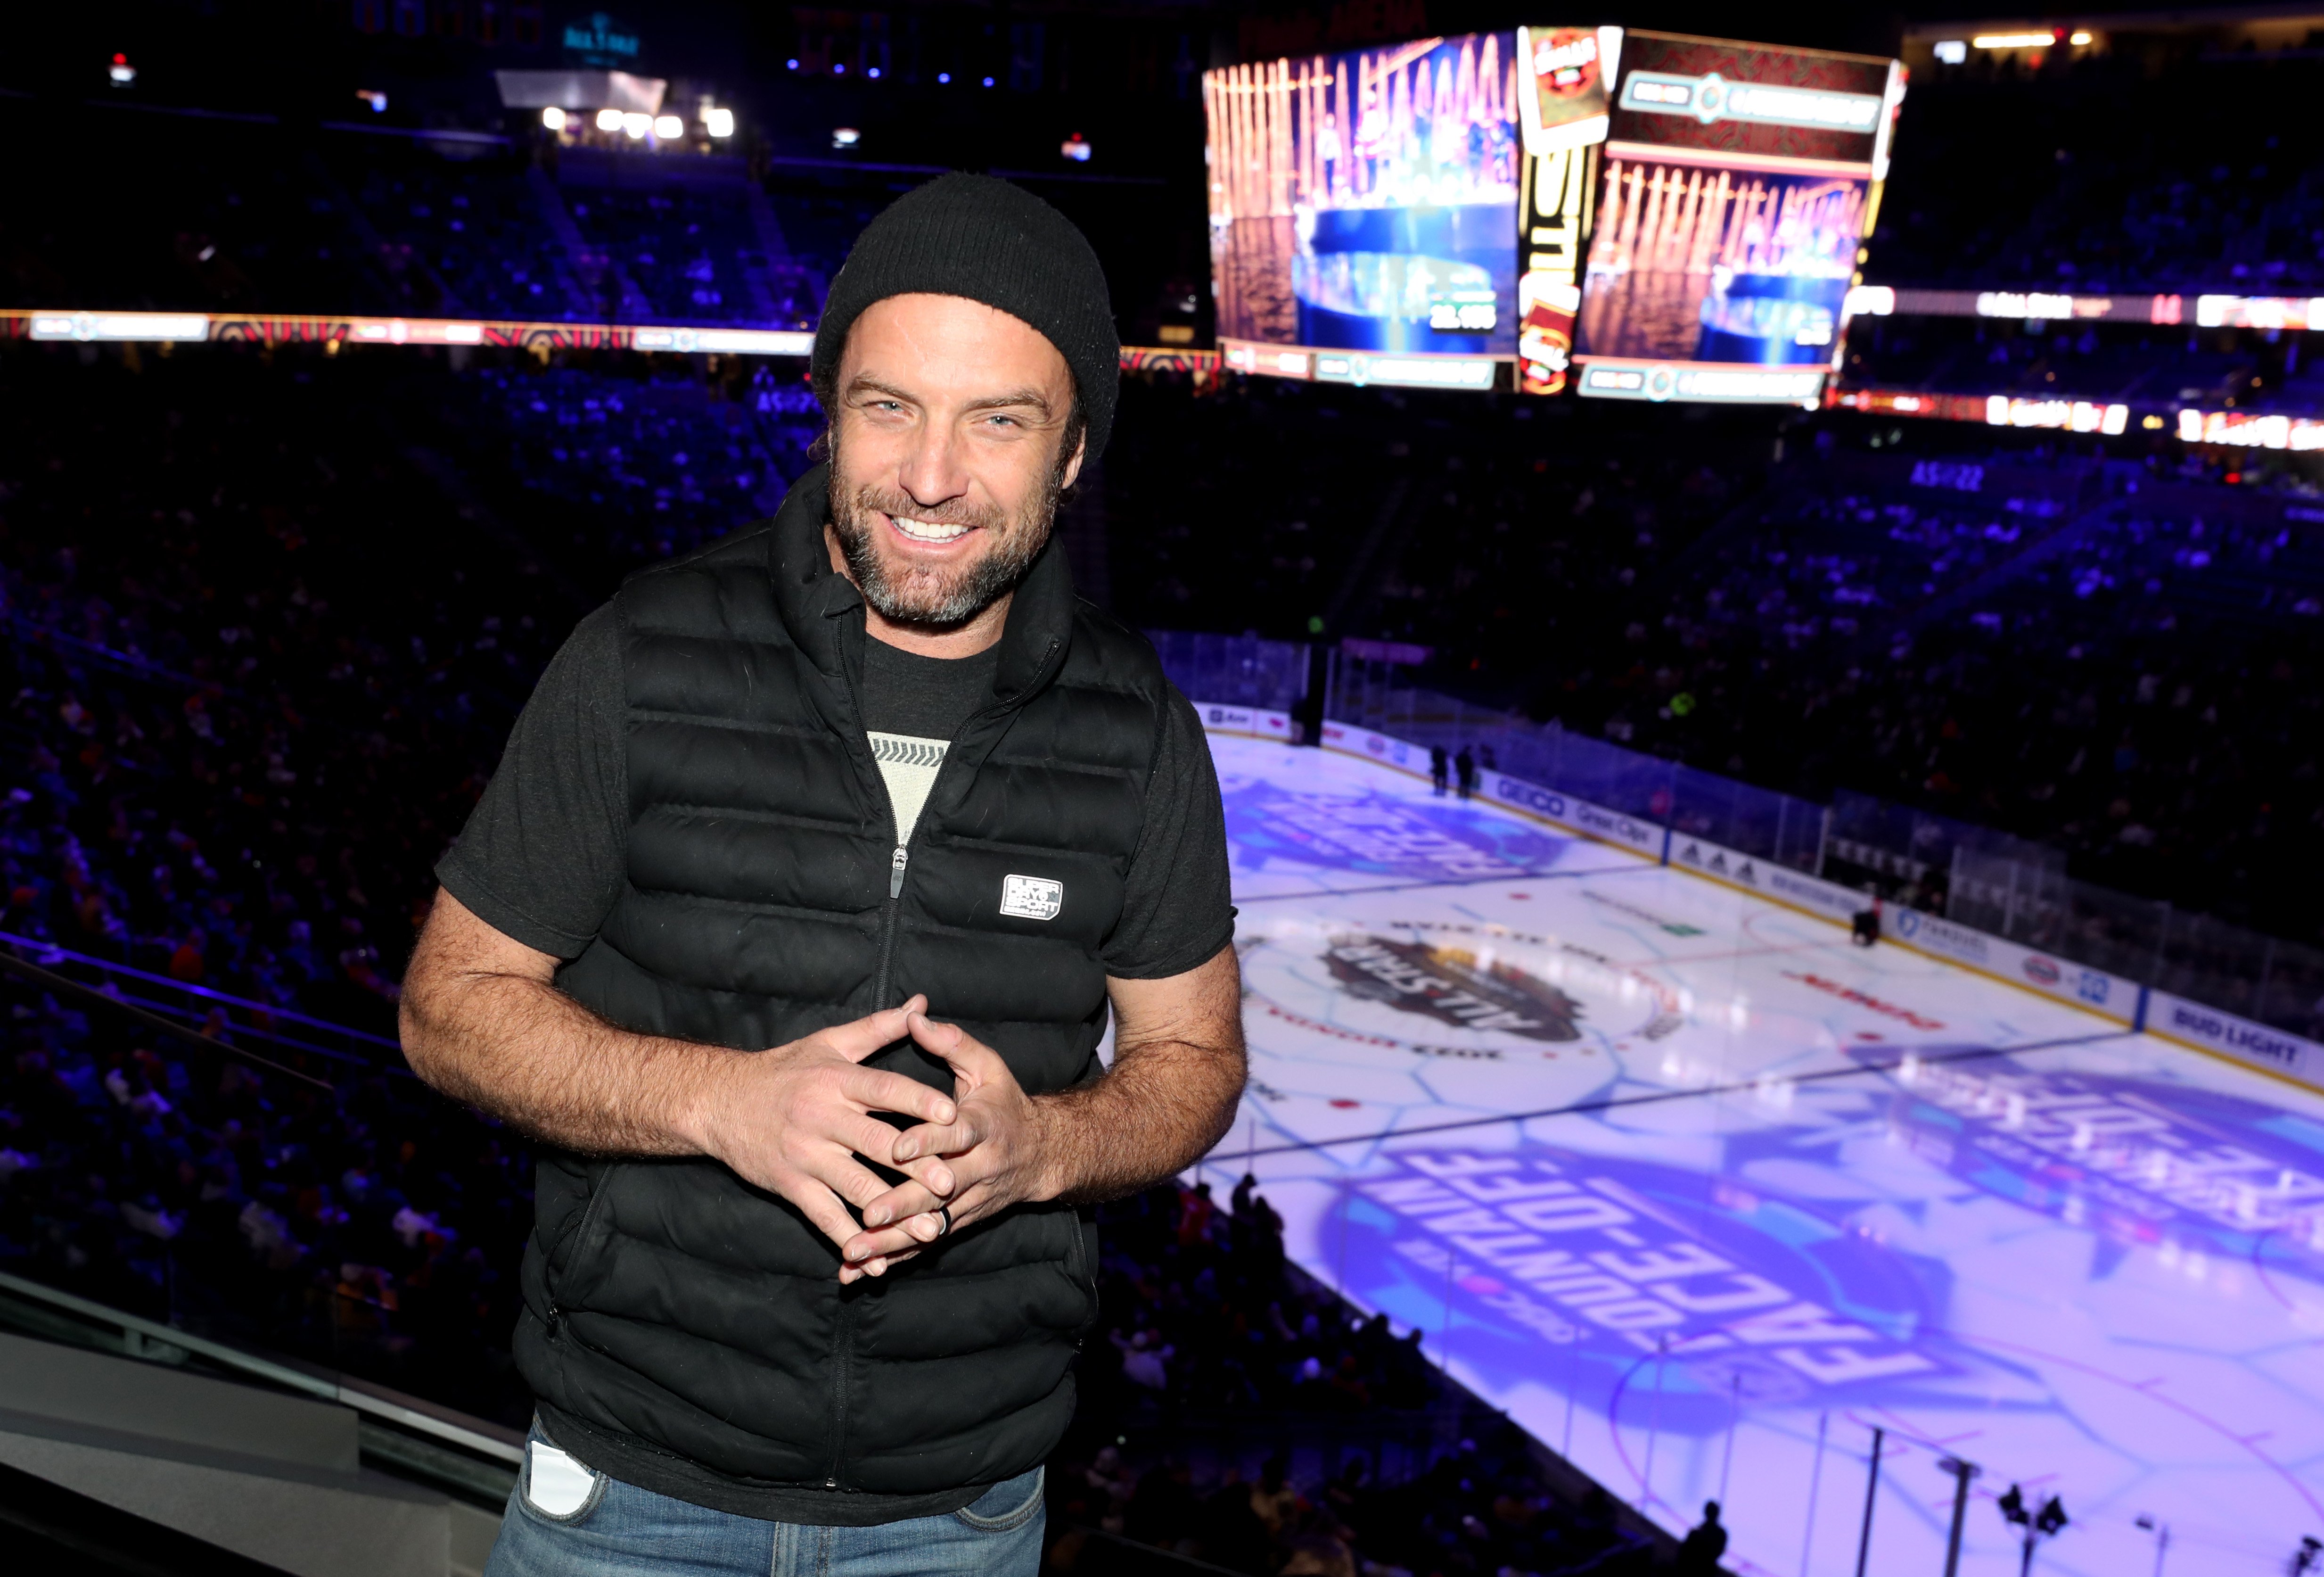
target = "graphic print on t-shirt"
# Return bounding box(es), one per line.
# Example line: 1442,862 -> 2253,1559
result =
870,732 -> 949,843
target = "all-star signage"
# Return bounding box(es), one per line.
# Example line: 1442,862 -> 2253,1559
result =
1325,935 -> 1587,1041
1241,918 -> 1684,1064
1333,1147 -> 1947,1436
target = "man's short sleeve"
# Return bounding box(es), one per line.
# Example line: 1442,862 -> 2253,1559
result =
435,604 -> 629,959
1102,687 -> 1236,980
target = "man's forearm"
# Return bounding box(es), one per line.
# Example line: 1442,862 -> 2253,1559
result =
407,892 -> 960,1274
1034,1034 -> 1246,1205
402,961 -> 729,1157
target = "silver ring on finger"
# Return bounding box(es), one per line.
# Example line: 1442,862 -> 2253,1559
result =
936,1204 -> 953,1238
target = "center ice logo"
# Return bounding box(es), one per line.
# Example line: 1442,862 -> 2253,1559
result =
1239,918 -> 1683,1063
1325,935 -> 1586,1041
1222,781 -> 1572,882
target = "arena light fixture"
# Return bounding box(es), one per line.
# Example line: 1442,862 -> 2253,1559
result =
653,114 -> 683,139
541,107 -> 566,131
703,107 -> 735,138
831,127 -> 861,149
108,53 -> 137,86
595,107 -> 624,132
2069,31 -> 2093,45
1933,40 -> 1967,64
937,72 -> 952,83
1972,32 -> 2059,49
1060,133 -> 1092,163
622,111 -> 651,140
869,67 -> 882,79
356,89 -> 388,113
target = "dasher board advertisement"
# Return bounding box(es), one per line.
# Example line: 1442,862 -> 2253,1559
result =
1570,31 -> 1903,406
1205,33 -> 1522,390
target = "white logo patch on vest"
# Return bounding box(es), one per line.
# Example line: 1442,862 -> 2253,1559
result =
1000,874 -> 1064,921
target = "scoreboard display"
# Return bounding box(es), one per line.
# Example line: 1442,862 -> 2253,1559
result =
1205,33 -> 1525,393
1203,28 -> 1903,404
1570,31 -> 1903,405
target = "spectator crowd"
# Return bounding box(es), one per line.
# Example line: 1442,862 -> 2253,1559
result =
0,338 -> 1677,1573
4,96 -> 839,331
1103,373 -> 2324,957
14,44 -> 2324,1546
1871,44 -> 2324,297
1044,1176 -> 1654,1576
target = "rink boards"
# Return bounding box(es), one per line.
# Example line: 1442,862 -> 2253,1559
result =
1199,733 -> 2324,1577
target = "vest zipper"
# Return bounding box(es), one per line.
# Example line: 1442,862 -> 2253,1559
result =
861,634 -> 1060,1010
874,844 -> 909,1006
826,1293 -> 855,1488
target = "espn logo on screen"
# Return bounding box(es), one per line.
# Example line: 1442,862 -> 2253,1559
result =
1000,874 -> 1064,921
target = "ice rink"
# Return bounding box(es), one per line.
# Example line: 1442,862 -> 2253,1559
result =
1200,731 -> 2324,1577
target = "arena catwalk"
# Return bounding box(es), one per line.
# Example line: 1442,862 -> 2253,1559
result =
1193,731 -> 2324,1577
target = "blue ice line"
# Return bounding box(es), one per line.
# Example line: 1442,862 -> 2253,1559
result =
1221,1028 -> 2141,1165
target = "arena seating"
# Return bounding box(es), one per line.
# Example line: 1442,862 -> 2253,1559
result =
454,358 -> 814,562
1103,375 -> 1769,680
8,43 -> 2324,1554
1871,49 -> 2324,294
3,101 -> 380,317
1,97 -> 837,331
0,339 -> 1669,1572
1562,478 -> 2324,953
321,141 -> 591,322
1101,374 -> 2324,956
1048,1179 -> 1653,1575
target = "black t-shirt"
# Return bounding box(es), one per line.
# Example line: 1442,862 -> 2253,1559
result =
858,633 -> 998,740
436,602 -> 1236,980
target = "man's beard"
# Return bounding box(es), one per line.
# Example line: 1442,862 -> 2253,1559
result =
827,444 -> 1063,630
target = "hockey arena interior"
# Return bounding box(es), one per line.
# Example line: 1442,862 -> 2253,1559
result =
1,5 -> 2322,1576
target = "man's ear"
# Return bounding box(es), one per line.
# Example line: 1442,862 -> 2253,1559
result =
1058,427 -> 1088,493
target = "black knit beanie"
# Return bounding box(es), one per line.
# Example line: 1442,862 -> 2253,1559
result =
810,172 -> 1119,461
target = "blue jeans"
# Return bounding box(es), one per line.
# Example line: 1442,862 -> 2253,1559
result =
485,1428 -> 1046,1577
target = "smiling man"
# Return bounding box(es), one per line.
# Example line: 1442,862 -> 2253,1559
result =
399,174 -> 1245,1576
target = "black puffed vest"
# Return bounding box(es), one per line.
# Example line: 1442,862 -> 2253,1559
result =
512,464 -> 1174,1499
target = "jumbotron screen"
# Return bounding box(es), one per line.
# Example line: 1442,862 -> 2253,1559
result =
1569,31 -> 1903,406
1204,33 -> 1525,393
1203,28 -> 1902,403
